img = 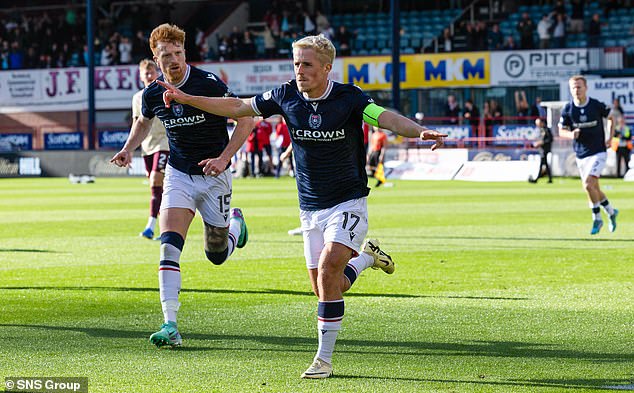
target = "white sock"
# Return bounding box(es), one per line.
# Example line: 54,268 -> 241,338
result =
590,203 -> 601,221
349,252 -> 374,272
146,216 -> 157,231
316,300 -> 344,364
600,198 -> 615,215
227,218 -> 241,257
315,328 -> 339,364
159,242 -> 182,323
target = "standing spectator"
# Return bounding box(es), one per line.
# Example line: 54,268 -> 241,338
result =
537,14 -> 552,49
303,11 -> 316,35
530,117 -> 553,183
335,26 -> 353,56
118,36 -> 132,64
132,30 -> 150,63
255,116 -> 274,175
100,42 -> 113,65
463,99 -> 480,130
490,99 -> 503,126
315,10 -> 329,33
487,23 -> 504,50
516,12 -> 535,49
552,13 -> 567,49
612,116 -> 632,178
531,96 -> 547,119
444,94 -> 461,124
246,126 -> 262,177
609,98 -> 624,119
482,100 -> 493,137
275,116 -> 293,178
240,31 -> 256,60
8,41 -> 23,69
569,0 -> 585,34
515,90 -> 530,122
253,25 -> 277,59
440,28 -> 453,52
588,13 -> 601,47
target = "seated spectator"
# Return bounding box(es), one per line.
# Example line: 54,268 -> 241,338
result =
503,35 -> 518,50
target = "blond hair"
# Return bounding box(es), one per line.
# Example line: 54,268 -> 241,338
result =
138,58 -> 158,70
149,23 -> 186,54
292,35 -> 336,65
569,75 -> 587,86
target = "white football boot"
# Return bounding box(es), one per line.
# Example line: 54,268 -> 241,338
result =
363,238 -> 395,274
301,358 -> 333,379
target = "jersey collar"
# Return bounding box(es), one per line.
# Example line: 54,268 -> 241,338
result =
301,80 -> 333,102
173,65 -> 191,88
573,97 -> 589,108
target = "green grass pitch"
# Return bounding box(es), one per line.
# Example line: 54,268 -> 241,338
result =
1,176 -> 633,392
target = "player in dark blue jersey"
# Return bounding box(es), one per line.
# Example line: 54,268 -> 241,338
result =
559,75 -> 618,234
157,34 -> 446,378
110,24 -> 253,348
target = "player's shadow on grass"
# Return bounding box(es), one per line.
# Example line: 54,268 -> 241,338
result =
408,234 -> 629,243
0,286 -> 528,300
335,374 -> 632,390
0,248 -> 60,253
2,323 -> 631,366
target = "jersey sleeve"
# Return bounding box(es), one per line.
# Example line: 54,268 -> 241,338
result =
558,103 -> 572,129
251,85 -> 285,118
599,101 -> 611,118
350,85 -> 385,126
203,72 -> 237,98
141,89 -> 154,119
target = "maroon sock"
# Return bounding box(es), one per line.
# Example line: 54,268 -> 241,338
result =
150,186 -> 163,218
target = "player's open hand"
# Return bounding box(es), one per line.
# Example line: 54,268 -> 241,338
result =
110,149 -> 132,168
420,129 -> 448,151
198,157 -> 229,176
156,80 -> 188,108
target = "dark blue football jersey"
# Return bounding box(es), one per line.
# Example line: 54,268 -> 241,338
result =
252,80 -> 373,210
559,98 -> 610,158
142,65 -> 234,175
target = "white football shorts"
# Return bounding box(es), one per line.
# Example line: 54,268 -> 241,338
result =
300,197 -> 369,270
162,164 -> 233,227
576,152 -> 607,180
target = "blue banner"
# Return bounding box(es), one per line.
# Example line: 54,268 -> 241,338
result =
44,132 -> 83,150
0,133 -> 32,151
493,125 -> 540,145
98,130 -> 129,149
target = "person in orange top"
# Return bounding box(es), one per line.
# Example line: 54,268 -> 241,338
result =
367,126 -> 388,179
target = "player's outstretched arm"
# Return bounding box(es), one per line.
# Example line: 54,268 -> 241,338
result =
156,80 -> 256,119
110,116 -> 152,168
198,116 -> 254,176
377,110 -> 447,151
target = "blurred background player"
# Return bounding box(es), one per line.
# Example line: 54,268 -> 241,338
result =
133,59 -> 169,240
111,23 -> 252,348
157,34 -> 446,379
559,75 -> 618,235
